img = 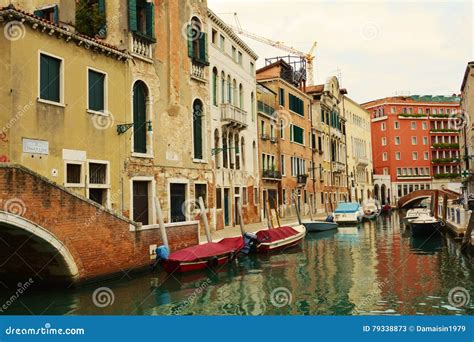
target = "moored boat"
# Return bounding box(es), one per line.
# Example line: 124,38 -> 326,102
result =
409,214 -> 442,237
362,199 -> 381,220
333,202 -> 364,225
403,208 -> 431,224
254,225 -> 306,252
303,220 -> 338,232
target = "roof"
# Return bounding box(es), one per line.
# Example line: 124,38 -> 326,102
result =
207,8 -> 258,61
306,84 -> 324,94
335,202 -> 360,213
362,95 -> 461,109
0,5 -> 129,61
256,59 -> 290,75
461,61 -> 474,92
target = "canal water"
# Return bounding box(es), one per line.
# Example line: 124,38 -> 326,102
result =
2,211 -> 474,315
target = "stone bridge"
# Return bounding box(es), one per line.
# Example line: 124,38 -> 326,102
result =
0,165 -> 198,286
397,189 -> 460,209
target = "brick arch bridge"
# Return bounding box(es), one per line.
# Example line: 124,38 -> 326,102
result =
397,189 -> 460,209
0,165 -> 199,286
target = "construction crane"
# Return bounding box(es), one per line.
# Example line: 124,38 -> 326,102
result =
229,13 -> 317,85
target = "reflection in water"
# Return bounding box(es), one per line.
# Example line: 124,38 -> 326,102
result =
1,212 -> 474,315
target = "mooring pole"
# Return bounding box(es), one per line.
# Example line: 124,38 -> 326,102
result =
198,197 -> 212,243
442,193 -> 448,223
462,210 -> 474,252
154,197 -> 168,247
237,200 -> 246,236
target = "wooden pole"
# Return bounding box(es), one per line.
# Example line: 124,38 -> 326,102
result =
154,197 -> 168,247
442,194 -> 448,223
294,192 -> 302,225
308,197 -> 314,221
272,197 -> 281,228
265,200 -> 273,229
433,190 -> 439,219
462,210 -> 474,252
198,197 -> 212,243
237,200 -> 246,236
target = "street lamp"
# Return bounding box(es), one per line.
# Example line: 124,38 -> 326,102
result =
117,121 -> 153,135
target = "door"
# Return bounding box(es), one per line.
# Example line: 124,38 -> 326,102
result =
262,190 -> 267,218
170,183 -> 186,222
224,188 -> 229,226
133,181 -> 149,225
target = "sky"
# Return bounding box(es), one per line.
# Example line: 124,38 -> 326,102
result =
207,0 -> 473,104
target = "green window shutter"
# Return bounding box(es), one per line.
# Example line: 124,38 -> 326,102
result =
98,0 -> 106,14
187,24 -> 194,58
133,82 -> 147,153
279,88 -> 285,106
199,32 -> 208,64
193,103 -> 203,159
88,70 -> 105,112
40,54 -> 60,102
128,0 -> 137,32
145,1 -> 155,38
290,125 -> 293,141
53,5 -> 59,24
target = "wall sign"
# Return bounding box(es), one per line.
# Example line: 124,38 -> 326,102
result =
22,138 -> 49,155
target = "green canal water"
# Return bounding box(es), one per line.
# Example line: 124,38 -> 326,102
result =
2,212 -> 474,315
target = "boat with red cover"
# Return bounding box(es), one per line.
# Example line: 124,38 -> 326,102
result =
162,236 -> 244,273
254,225 -> 306,252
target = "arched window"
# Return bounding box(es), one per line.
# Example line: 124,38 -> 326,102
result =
235,134 -> 240,170
252,141 -> 257,174
221,71 -> 226,104
212,68 -> 218,106
241,137 -> 245,168
222,130 -> 228,168
193,99 -> 204,160
239,83 -> 243,109
133,80 -> 149,153
232,79 -> 237,106
214,129 -> 220,168
227,76 -> 232,104
251,92 -> 255,122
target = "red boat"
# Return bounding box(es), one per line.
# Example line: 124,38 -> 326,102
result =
162,236 -> 244,273
255,225 -> 306,253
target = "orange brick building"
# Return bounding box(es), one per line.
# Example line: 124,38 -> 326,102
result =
363,95 -> 461,204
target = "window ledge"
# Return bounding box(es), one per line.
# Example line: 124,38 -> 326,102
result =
193,158 -> 208,164
65,183 -> 85,188
37,98 -> 65,108
132,152 -> 154,159
87,184 -> 111,189
87,109 -> 109,116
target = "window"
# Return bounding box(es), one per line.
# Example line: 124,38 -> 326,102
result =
187,17 -> 208,65
212,68 -> 218,106
254,187 -> 259,204
232,46 -> 237,60
238,51 -> 243,65
216,187 -> 222,209
279,88 -> 285,106
381,137 -> 387,146
382,152 -> 388,161
418,108 -> 423,114
290,125 -> 304,145
39,53 -> 62,103
395,152 -> 401,160
219,34 -> 225,50
195,184 -> 207,207
34,4 -> 58,24
411,121 -> 416,130
383,168 -> 389,175
412,152 -> 418,160
128,0 -> 155,39
281,155 -> 285,175
395,136 -> 400,145
289,94 -> 304,116
394,121 -> 400,129
89,163 -> 107,184
424,152 -> 429,160
88,69 -> 106,112
397,168 -> 401,176
433,108 -> 437,115
242,187 -> 247,205
260,120 -> 265,135
170,183 -> 186,223
423,136 -> 428,145
250,62 -> 255,74
89,161 -> 109,207
381,122 -> 386,131
422,122 -> 427,130
66,163 -> 82,185
211,29 -> 217,44
426,108 -> 430,114
280,120 -> 285,139
132,81 -> 148,154
193,99 -> 204,160
391,107 -> 395,114
411,136 -> 417,145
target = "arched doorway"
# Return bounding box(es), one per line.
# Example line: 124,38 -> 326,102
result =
374,184 -> 379,200
133,81 -> 149,154
381,184 -> 386,205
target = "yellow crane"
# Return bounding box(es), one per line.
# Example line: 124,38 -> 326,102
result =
229,13 -> 317,85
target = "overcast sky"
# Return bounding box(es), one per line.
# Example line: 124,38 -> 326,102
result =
207,0 -> 472,103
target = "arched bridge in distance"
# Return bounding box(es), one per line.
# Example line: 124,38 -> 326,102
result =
397,189 -> 460,209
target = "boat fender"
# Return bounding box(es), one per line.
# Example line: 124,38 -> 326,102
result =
156,245 -> 170,261
207,256 -> 219,268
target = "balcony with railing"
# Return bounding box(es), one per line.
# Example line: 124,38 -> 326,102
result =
332,161 -> 346,173
257,100 -> 276,118
220,103 -> 248,129
355,156 -> 369,166
191,62 -> 206,83
297,174 -> 308,185
262,169 -> 282,180
130,33 -> 154,62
